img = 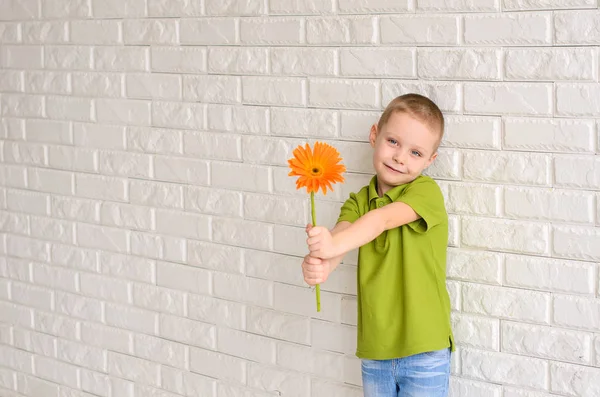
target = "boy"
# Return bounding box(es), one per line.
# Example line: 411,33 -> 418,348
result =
302,94 -> 454,397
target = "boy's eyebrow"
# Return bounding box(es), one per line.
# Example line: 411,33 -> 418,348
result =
383,131 -> 429,153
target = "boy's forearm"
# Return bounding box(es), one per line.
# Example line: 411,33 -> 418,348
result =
327,221 -> 352,270
331,212 -> 384,257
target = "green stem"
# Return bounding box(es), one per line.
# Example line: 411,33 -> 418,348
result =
310,192 -> 321,312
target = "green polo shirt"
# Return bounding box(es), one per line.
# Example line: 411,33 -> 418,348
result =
338,175 -> 454,360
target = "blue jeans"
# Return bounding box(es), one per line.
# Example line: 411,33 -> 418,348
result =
361,348 -> 451,397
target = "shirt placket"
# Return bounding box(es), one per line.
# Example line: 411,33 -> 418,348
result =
374,199 -> 388,249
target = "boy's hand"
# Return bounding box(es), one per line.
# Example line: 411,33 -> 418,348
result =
307,226 -> 337,259
301,254 -> 331,285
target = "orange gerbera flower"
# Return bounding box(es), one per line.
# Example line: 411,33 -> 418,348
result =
288,142 -> 346,195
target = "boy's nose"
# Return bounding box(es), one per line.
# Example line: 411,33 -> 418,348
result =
393,151 -> 406,164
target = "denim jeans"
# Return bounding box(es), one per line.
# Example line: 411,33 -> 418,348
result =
361,348 -> 451,397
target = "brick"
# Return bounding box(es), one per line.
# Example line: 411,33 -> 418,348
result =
277,342 -> 344,381
211,162 -> 270,192
80,272 -> 130,304
442,116 -> 501,149
130,180 -> 183,210
207,104 -> 268,134
159,314 -> 216,349
185,186 -> 242,217
124,19 -> 178,45
505,255 -> 595,295
99,251 -> 154,284
553,225 -> 600,261
311,320 -> 356,354
51,196 -> 98,223
32,262 -> 77,292
155,209 -> 209,240
269,0 -> 334,14
100,202 -> 153,230
338,110 -> 378,141
92,0 -> 146,17
0,0 -> 38,20
183,131 -> 241,162
242,135 -> 300,166
451,313 -> 499,350
418,48 -> 501,80
130,231 -> 186,263
154,155 -> 209,185
72,72 -> 123,98
274,282 -> 341,322
462,349 -> 547,389
218,328 -> 276,364
78,370 -> 111,397
46,95 -> 93,122
148,0 -> 203,16
554,155 -> 600,189
248,362 -> 311,397
7,190 -> 49,216
42,0 -> 90,18
206,0 -> 265,15
271,108 -> 337,138
0,70 -> 22,92
126,73 -> 181,100
214,272 -> 273,306
1,118 -> 24,139
0,45 -> 43,69
157,261 -> 210,295
338,0 -> 411,12
555,11 -> 600,44
463,151 -> 549,185
502,321 -> 591,364
447,248 -> 501,284
0,22 -> 20,42
307,16 -> 375,44
505,187 -> 593,224
51,243 -> 97,272
106,303 -> 157,335
247,306 -> 309,345
34,357 -> 79,389
7,235 -> 49,262
421,149 -> 460,180
127,126 -> 182,155
244,193 -> 307,226
4,141 -> 46,166
75,174 -> 127,202
11,282 -> 53,311
70,20 -> 121,44
188,239 -> 242,273
504,118 -> 595,153
55,291 -> 102,322
1,94 -> 44,118
213,217 -> 272,250
81,322 -> 131,354
16,373 -> 59,397
188,293 -> 245,330
94,46 -> 149,72
134,334 -> 187,368
31,216 -> 74,243
25,71 -> 70,95
464,82 -> 552,116
1,301 -> 32,330
340,47 -> 415,78
462,217 -> 549,255
382,81 -> 461,113
242,76 -> 305,106
0,211 -> 28,235
189,348 -> 246,383
463,283 -> 550,323
180,18 -> 237,45
77,223 -> 128,253
48,145 -> 96,173
98,150 -> 152,178
381,15 -> 459,44
505,0 -> 596,9
241,17 -> 303,44
96,98 -> 151,125
309,79 -> 378,109
506,48 -> 594,81
151,46 -> 206,73
57,339 -> 105,372
33,311 -> 77,340
152,101 -> 205,130
0,164 -> 24,188
161,366 -> 216,397
45,45 -> 92,70
465,13 -> 551,45
74,122 -> 126,150
557,84 -> 600,116
108,352 -> 160,387
208,47 -> 268,75
271,47 -> 336,76
417,0 -> 499,11
551,362 -> 600,397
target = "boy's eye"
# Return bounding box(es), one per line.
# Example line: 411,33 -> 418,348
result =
411,150 -> 422,157
388,139 -> 397,145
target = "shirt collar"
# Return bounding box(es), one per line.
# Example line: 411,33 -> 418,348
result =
368,175 -> 419,203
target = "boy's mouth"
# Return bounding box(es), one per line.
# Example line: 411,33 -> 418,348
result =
385,164 -> 405,174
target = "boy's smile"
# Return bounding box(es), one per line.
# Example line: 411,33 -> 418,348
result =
370,112 -> 439,196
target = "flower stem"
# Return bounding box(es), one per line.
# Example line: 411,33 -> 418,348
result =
310,192 -> 320,312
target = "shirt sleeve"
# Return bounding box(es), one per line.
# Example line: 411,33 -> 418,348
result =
396,177 -> 447,233
337,192 -> 361,224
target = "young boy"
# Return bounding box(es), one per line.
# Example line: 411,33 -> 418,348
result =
302,94 -> 454,397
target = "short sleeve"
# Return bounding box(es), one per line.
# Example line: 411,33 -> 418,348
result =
337,192 -> 361,224
396,177 -> 447,233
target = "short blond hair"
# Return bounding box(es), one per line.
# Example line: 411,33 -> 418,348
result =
378,94 -> 444,150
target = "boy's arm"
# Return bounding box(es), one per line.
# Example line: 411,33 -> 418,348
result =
308,202 -> 418,259
324,220 -> 352,271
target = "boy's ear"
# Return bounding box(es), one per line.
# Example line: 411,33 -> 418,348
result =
369,124 -> 378,147
424,152 -> 438,169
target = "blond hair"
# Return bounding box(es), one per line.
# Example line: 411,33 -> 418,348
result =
378,94 -> 444,150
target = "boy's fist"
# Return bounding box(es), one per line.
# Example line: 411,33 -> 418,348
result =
307,225 -> 336,259
301,254 -> 330,285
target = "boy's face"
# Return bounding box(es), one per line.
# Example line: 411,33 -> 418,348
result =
370,111 -> 439,195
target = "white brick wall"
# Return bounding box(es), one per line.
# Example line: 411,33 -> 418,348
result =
0,1 -> 599,396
